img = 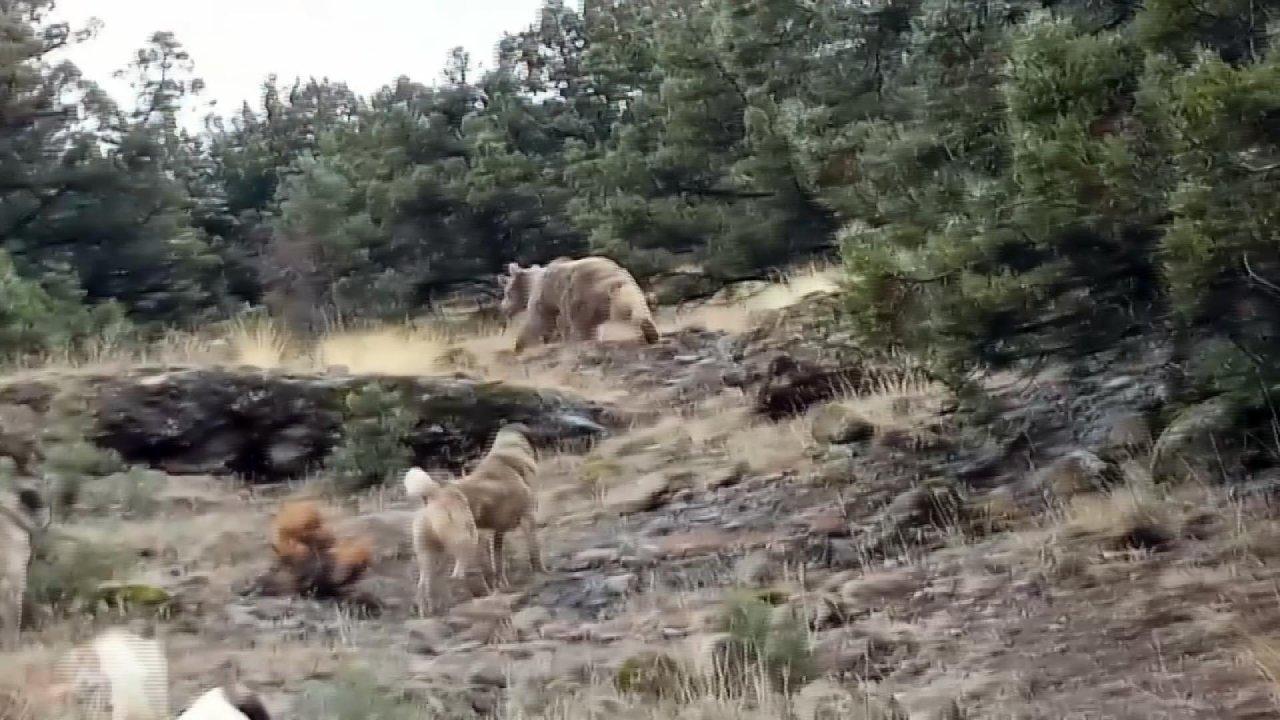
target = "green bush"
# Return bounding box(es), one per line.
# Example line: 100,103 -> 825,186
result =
717,591 -> 816,692
615,652 -> 688,700
324,384 -> 416,493
294,668 -> 425,720
26,531 -> 134,617
78,467 -> 166,518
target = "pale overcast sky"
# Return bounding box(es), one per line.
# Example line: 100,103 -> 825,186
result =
50,0 -> 560,126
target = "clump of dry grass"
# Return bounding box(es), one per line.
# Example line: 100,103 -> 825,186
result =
722,415 -> 816,476
314,326 -> 452,376
1059,486 -> 1179,551
659,263 -> 840,335
746,264 -> 841,313
808,372 -> 948,447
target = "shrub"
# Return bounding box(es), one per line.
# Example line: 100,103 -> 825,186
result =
324,383 -> 416,493
77,467 -> 166,518
717,591 -> 816,692
294,668 -> 424,720
26,531 -> 134,617
615,652 -> 688,700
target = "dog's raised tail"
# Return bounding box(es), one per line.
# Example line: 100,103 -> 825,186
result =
402,467 -> 439,502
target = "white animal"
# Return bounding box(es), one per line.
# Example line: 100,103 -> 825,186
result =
55,627 -> 169,720
176,687 -> 265,720
46,627 -> 269,720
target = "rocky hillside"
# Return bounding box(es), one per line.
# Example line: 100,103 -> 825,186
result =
4,290 -> 1280,719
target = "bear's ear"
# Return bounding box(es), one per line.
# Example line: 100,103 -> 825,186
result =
507,262 -> 521,275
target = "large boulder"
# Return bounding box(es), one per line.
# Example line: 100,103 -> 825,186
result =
0,369 -> 624,483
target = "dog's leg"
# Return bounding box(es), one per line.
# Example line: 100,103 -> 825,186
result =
415,545 -> 435,616
522,514 -> 544,574
492,531 -> 508,589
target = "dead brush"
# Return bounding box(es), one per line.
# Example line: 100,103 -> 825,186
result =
1055,474 -> 1182,554
268,500 -> 373,599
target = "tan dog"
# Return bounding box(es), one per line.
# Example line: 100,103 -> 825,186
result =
402,467 -> 483,615
453,424 -> 542,588
0,486 -> 46,649
500,256 -> 660,353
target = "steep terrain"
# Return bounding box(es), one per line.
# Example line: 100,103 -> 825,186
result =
4,286 -> 1280,719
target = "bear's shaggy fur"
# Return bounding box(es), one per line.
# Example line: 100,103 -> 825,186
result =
500,256 -> 659,353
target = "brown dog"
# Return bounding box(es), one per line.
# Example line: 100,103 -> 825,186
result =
453,424 -> 542,588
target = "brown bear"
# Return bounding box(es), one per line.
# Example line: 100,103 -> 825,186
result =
500,256 -> 660,353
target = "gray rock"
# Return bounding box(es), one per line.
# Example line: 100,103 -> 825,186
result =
1026,449 -> 1112,501
406,618 -> 451,655
603,574 -> 637,595
810,404 -> 875,445
1152,397 -> 1236,480
510,606 -> 553,638
1103,412 -> 1153,451
734,550 -> 778,587
469,662 -> 508,688
84,368 -> 624,482
568,547 -> 620,570
604,474 -> 672,514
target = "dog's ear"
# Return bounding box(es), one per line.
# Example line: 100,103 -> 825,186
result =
17,487 -> 42,513
231,691 -> 272,720
231,690 -> 272,720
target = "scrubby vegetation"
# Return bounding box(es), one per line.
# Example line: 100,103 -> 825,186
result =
7,0 -> 1280,717
2,0 -> 1277,416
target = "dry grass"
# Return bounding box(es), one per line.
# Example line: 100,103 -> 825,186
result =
746,263 -> 841,313
812,372 -> 947,440
1057,474 -> 1178,548
660,263 -> 840,335
312,326 -> 453,375
2,262 -> 842,391
722,415 -> 816,476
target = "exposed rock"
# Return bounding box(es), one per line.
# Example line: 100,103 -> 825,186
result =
0,368 -> 622,482
406,618 -> 451,655
879,482 -> 964,535
567,547 -> 621,570
603,573 -> 637,595
734,550 -> 778,587
510,606 -> 554,639
1025,449 -> 1114,502
810,403 -> 875,445
604,474 -> 672,514
469,662 -> 508,688
1103,411 -> 1153,452
1151,397 -> 1236,481
794,679 -> 907,720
